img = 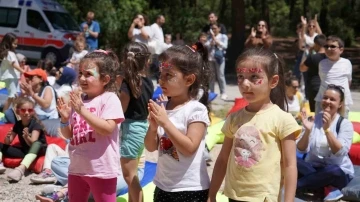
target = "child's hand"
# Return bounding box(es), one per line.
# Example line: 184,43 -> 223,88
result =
23,127 -> 30,138
57,97 -> 72,122
156,94 -> 168,102
69,91 -> 84,114
148,100 -> 169,128
147,106 -> 158,131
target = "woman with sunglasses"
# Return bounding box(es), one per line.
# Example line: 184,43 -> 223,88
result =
300,15 -> 322,53
284,71 -> 304,123
296,84 -> 354,201
0,97 -> 47,182
244,20 -> 272,49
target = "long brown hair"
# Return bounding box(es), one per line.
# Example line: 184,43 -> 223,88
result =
0,33 -> 17,59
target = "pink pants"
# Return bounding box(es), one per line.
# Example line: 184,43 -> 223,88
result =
68,174 -> 117,202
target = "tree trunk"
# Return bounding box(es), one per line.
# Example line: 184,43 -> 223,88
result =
303,0 -> 309,18
219,0 -> 228,22
320,0 -> 328,33
252,0 -> 258,10
261,0 -> 270,29
226,0 -> 245,74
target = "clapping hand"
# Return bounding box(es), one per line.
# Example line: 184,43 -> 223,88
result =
23,127 -> 30,138
322,111 -> 331,131
57,97 -> 72,122
69,91 -> 83,114
20,81 -> 34,96
251,27 -> 256,37
301,109 -> 313,131
148,99 -> 169,128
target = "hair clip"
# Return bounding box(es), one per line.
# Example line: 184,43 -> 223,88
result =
186,45 -> 196,52
94,49 -> 108,55
127,51 -> 135,58
160,62 -> 172,70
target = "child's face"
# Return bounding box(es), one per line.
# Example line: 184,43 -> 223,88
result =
158,62 -> 194,98
199,36 -> 207,44
236,61 -> 276,104
76,43 -> 85,51
17,103 -> 34,121
78,61 -> 109,98
325,41 -> 343,61
12,39 -> 18,49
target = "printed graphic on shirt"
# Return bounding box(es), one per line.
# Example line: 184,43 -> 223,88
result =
159,133 -> 179,161
234,125 -> 263,168
70,107 -> 97,146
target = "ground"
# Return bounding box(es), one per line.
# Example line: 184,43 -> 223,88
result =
1,38 -> 360,201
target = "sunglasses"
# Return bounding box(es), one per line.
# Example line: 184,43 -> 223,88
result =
324,45 -> 339,49
258,24 -> 265,27
291,85 -> 299,89
18,108 -> 34,113
308,25 -> 315,28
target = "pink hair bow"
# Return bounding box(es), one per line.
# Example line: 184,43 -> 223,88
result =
93,49 -> 108,54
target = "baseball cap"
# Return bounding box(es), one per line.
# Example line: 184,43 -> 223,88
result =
24,69 -> 48,81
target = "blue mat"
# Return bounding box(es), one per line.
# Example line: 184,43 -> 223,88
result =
117,161 -> 157,196
0,88 -> 8,95
152,86 -> 218,102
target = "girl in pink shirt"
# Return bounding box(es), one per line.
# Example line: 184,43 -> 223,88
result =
57,50 -> 124,202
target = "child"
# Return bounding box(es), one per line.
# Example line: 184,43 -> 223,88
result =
0,97 -> 47,182
69,39 -> 88,71
144,42 -> 212,202
315,36 -> 353,118
207,48 -> 301,202
57,50 -> 124,202
0,33 -> 24,112
17,53 -> 31,85
119,42 -> 153,202
37,59 -> 57,86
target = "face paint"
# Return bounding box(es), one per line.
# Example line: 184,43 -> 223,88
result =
254,79 -> 263,85
236,67 -> 263,73
88,65 -> 100,79
160,62 -> 172,71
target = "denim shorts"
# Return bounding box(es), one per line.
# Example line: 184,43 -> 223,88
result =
120,119 -> 148,159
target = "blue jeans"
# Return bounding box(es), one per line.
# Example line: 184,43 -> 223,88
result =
51,156 -> 145,195
209,60 -> 226,94
297,158 -> 352,190
4,108 -> 16,123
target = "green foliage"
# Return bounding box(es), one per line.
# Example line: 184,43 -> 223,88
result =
269,0 -> 290,37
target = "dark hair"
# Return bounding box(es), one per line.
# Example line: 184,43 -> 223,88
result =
235,48 -> 287,111
37,59 -> 56,76
327,35 -> 344,48
198,32 -> 208,40
120,42 -> 151,98
156,15 -> 164,20
284,71 -> 298,86
314,34 -> 327,47
15,97 -> 47,133
209,12 -> 218,17
80,50 -> 120,96
327,84 -> 345,102
134,14 -> 149,26
257,20 -> 270,35
0,33 -> 17,59
159,42 -> 213,117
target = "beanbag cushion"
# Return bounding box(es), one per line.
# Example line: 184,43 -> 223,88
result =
0,123 -> 67,173
354,132 -> 360,144
349,143 -> 360,166
353,122 -> 360,134
342,165 -> 360,201
349,112 -> 360,123
227,98 -> 248,116
206,120 -> 225,150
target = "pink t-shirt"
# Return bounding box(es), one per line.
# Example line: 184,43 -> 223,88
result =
68,92 -> 124,179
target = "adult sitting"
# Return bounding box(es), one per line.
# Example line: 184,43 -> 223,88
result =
296,84 -> 354,201
53,67 -> 76,101
245,20 -> 272,49
285,71 -> 303,122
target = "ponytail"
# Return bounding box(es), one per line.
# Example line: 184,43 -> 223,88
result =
270,54 -> 287,111
123,52 -> 142,98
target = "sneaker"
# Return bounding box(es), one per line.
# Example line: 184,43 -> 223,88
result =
220,94 -> 228,100
41,184 -> 63,195
30,170 -> 57,184
7,167 -> 24,182
0,162 -> 6,174
324,188 -> 343,201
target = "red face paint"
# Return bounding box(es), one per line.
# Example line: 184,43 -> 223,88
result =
254,79 -> 263,85
236,67 -> 263,73
160,62 -> 172,70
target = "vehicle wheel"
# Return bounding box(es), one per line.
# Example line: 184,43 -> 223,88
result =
42,48 -> 61,66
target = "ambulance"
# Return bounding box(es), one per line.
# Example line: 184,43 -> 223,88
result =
0,0 -> 80,65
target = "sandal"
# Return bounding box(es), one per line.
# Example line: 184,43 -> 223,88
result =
7,167 -> 24,182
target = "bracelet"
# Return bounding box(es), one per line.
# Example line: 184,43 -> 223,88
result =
60,121 -> 70,128
324,128 -> 331,133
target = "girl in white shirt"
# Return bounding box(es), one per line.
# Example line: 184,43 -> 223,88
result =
70,40 -> 88,71
145,42 -> 211,202
0,33 -> 24,111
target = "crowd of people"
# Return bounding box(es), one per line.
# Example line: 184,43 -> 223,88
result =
0,9 -> 356,202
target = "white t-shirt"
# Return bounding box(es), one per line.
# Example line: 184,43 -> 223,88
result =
304,33 -> 318,48
153,100 -> 210,192
71,50 -> 88,63
315,58 -> 353,106
133,26 -> 153,44
53,83 -> 72,102
0,51 -> 20,80
48,76 -> 56,86
150,23 -> 164,54
285,94 -> 302,118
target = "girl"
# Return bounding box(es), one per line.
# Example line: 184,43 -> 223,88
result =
17,53 -> 31,85
37,59 -> 57,86
119,42 -> 153,202
0,33 -> 24,112
69,39 -> 88,71
145,42 -> 212,202
0,97 -> 47,182
207,48 -> 301,202
57,50 -> 124,202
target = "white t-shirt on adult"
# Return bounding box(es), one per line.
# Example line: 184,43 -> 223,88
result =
153,100 -> 210,192
304,33 -> 318,48
150,23 -> 164,54
133,26 -> 153,45
315,58 -> 353,106
0,51 -> 20,80
53,83 -> 72,102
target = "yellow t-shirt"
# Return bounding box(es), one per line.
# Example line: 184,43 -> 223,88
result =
222,105 -> 301,202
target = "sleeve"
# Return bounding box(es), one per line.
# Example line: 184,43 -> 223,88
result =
347,59 -> 352,81
219,34 -> 228,49
334,119 -> 354,157
187,104 -> 210,127
94,22 -> 100,33
7,52 -> 18,65
100,93 -> 125,124
120,81 -> 130,95
30,119 -> 44,132
145,26 -> 153,39
278,112 -> 301,140
221,113 -> 237,139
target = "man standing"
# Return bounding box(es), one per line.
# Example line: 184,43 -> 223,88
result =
150,15 -> 165,82
81,11 -> 100,51
202,12 -> 227,35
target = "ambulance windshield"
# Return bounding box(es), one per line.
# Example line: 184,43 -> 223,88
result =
44,11 -> 80,31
